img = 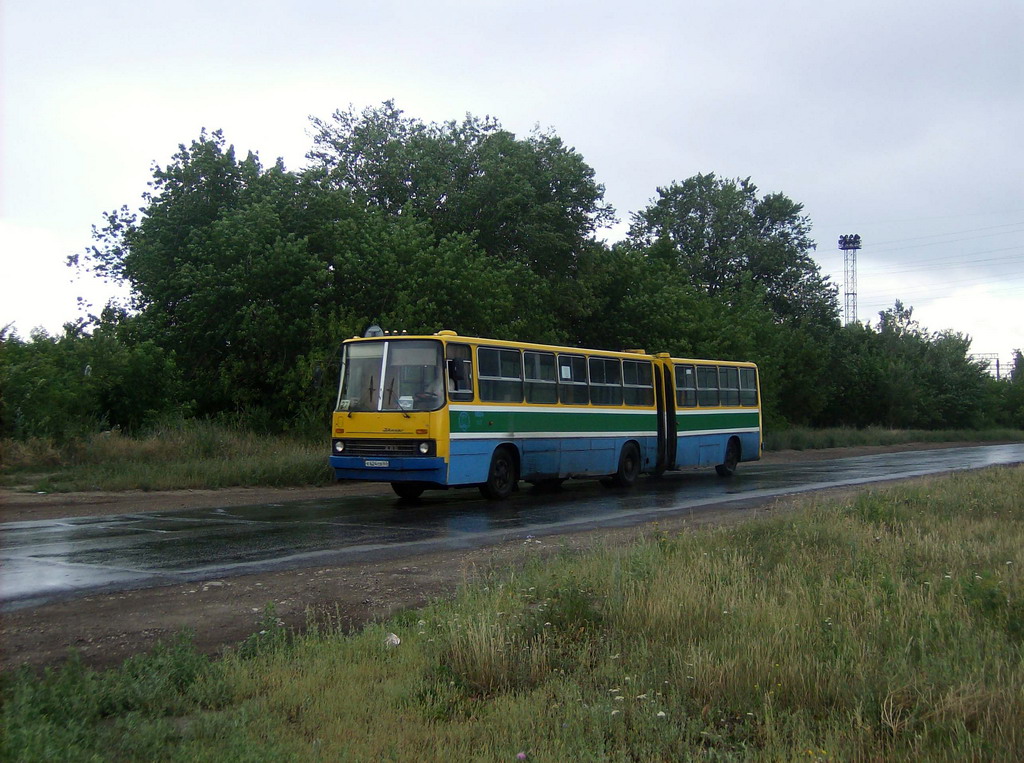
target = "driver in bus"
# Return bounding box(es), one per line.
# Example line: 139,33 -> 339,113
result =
413,373 -> 443,409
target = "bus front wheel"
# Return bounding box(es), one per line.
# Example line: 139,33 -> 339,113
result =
392,482 -> 425,500
480,447 -> 517,500
715,438 -> 740,477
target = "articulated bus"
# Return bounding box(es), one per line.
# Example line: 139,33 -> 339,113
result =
329,330 -> 761,499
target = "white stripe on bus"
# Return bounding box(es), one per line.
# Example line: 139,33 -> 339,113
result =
449,427 -> 761,440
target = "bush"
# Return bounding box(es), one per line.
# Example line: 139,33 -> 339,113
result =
0,323 -> 182,441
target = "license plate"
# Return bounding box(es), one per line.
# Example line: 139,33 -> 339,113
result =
364,460 -> 390,467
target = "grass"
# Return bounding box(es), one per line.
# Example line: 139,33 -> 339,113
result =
0,420 -> 332,492
4,466 -> 1023,760
2,420 -> 1021,493
762,425 -> 1023,452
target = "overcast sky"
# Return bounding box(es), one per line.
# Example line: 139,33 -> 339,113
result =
3,0 -> 1022,370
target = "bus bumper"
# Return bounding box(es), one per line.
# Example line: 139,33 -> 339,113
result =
329,455 -> 447,483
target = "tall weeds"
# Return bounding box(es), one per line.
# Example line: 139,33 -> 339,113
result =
5,467 -> 1023,759
0,420 -> 332,491
764,425 -> 1024,451
221,466 -> 1024,759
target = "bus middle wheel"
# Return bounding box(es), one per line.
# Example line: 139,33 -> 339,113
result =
609,441 -> 641,487
480,446 -> 517,500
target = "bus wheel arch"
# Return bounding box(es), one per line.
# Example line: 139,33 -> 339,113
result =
715,437 -> 741,477
480,444 -> 519,500
608,440 -> 641,487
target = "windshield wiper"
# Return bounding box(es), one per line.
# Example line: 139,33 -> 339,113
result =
348,375 -> 377,417
385,378 -> 411,418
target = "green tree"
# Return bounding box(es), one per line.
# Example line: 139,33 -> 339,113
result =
627,173 -> 839,326
308,101 -> 615,278
621,174 -> 840,424
996,350 -> 1024,428
308,102 -> 615,335
73,131 -> 331,423
70,122 -> 567,428
0,318 -> 180,439
820,302 -> 990,429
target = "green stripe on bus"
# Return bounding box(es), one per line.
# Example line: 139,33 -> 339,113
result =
450,409 -> 658,434
676,411 -> 760,431
447,408 -> 759,435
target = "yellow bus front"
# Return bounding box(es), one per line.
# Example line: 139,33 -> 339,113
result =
329,336 -> 451,487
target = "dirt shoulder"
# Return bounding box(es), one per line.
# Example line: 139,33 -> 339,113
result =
0,441 -> 1008,672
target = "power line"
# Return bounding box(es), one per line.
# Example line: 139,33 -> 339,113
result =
864,220 -> 1024,248
869,232 -> 1023,254
862,249 -> 1023,276
827,229 -> 1024,257
863,274 -> 1024,299
814,209 -> 1024,229
817,242 -> 1023,266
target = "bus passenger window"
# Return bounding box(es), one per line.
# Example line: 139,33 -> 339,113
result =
589,357 -> 623,406
696,365 -> 720,406
740,367 -> 758,406
623,360 -> 654,406
446,343 -> 474,402
675,364 -> 697,407
478,347 -> 523,403
720,366 -> 740,406
558,354 -> 589,405
525,351 -> 558,404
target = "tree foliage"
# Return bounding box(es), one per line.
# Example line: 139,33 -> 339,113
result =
73,132 -> 327,421
819,302 -> 993,429
308,101 -> 615,278
619,176 -> 841,424
628,173 -> 838,326
5,104 -> 1002,441
0,315 -> 181,439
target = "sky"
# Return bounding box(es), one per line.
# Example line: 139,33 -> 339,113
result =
3,0 -> 1022,372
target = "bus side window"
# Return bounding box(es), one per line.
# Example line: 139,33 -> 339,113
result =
589,357 -> 623,406
740,367 -> 758,406
478,347 -> 523,403
525,351 -> 558,404
696,365 -> 720,406
720,366 -> 740,406
623,360 -> 654,406
558,354 -> 589,405
675,364 -> 697,407
446,343 -> 475,402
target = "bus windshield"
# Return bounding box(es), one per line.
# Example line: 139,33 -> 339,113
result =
337,340 -> 445,412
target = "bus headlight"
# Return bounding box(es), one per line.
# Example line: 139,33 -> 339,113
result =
418,442 -> 430,454
333,440 -> 345,454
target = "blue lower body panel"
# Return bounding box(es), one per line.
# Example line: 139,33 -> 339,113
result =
330,455 -> 447,484
448,436 -> 659,486
674,432 -> 761,468
330,433 -> 747,489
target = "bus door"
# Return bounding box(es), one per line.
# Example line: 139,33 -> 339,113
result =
654,359 -> 677,473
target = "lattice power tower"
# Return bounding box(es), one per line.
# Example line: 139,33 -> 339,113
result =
839,234 -> 862,325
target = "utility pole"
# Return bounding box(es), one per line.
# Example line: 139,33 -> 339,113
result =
839,234 -> 862,326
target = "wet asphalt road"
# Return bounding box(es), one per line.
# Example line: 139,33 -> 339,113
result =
2,444 -> 1022,610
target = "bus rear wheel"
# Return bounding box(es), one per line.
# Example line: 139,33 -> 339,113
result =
608,442 -> 641,487
715,438 -> 740,477
480,446 -> 517,500
392,482 -> 425,500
